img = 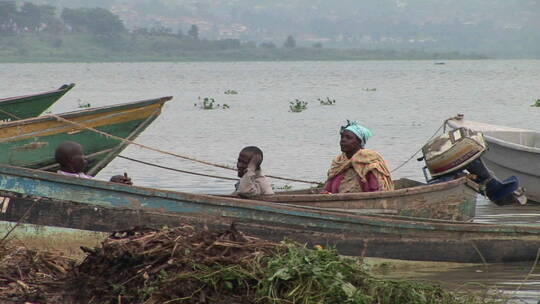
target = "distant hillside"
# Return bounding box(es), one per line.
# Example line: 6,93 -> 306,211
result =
5,0 -> 540,58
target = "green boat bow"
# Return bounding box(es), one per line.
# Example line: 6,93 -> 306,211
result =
0,83 -> 75,121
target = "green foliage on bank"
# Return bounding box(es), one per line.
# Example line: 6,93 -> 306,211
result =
256,243 -> 499,304
0,33 -> 487,63
135,241 -> 503,304
0,2 -> 488,62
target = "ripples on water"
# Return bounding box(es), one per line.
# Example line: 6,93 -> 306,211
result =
1,60 -> 540,302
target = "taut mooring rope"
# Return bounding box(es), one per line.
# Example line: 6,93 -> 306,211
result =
390,122 -> 445,173
390,115 -> 464,173
51,114 -> 320,184
118,155 -> 238,181
52,115 -> 236,171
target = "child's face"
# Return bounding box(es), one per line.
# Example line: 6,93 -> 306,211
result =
236,150 -> 253,177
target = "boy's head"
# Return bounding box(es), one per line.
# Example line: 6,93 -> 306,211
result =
236,146 -> 263,177
55,141 -> 87,173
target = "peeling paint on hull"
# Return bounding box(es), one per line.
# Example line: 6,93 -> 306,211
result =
0,165 -> 538,263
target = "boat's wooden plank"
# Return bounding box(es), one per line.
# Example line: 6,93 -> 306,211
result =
253,178 -> 477,221
262,178 -> 467,201
0,189 -> 539,263
0,97 -> 171,175
0,164 -> 535,234
272,178 -> 424,195
0,167 -> 478,224
0,192 -> 197,232
447,118 -> 531,133
1,97 -> 166,127
0,101 -> 166,141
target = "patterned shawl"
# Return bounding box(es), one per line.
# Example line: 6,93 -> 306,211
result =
327,149 -> 394,191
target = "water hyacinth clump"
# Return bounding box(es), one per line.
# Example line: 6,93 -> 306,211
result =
531,99 -> 540,107
289,99 -> 308,112
224,89 -> 238,95
194,97 -> 230,110
272,184 -> 293,191
77,99 -> 91,108
318,97 -> 336,105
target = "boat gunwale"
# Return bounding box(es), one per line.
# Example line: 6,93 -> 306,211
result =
256,177 -> 474,202
446,118 -> 540,154
0,96 -> 172,128
1,107 -> 160,143
483,134 -> 540,154
1,164 -> 539,235
0,83 -> 75,105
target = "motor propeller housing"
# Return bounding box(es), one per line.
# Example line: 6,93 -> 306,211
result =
421,128 -> 526,205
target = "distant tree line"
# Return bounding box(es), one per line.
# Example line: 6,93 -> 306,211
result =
110,0 -> 538,58
0,1 -> 124,35
0,2 -> 485,60
0,1 -> 309,53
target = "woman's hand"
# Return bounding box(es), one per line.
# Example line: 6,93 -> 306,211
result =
110,173 -> 133,185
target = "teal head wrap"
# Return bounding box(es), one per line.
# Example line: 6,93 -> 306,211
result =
340,120 -> 372,147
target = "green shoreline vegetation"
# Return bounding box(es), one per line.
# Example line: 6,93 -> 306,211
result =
0,2 -> 487,63
0,33 -> 487,63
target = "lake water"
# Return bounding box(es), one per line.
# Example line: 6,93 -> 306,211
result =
1,60 -> 540,302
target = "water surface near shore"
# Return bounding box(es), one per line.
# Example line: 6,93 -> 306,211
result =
1,60 -> 540,302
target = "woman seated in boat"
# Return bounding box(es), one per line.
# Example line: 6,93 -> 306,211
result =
55,141 -> 132,184
323,120 -> 394,193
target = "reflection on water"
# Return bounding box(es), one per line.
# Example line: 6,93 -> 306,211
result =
381,260 -> 540,303
476,196 -> 540,225
414,261 -> 540,303
465,197 -> 540,303
1,60 -> 540,302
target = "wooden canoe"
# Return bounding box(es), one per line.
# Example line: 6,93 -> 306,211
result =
245,178 -> 477,221
447,117 -> 540,203
0,164 -> 538,263
0,96 -> 171,175
0,84 -> 75,121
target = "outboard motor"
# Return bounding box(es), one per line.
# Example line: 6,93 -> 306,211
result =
421,127 -> 526,205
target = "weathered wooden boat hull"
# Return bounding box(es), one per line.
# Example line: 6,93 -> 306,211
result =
253,178 -> 477,221
447,118 -> 540,203
0,96 -> 171,175
0,165 -> 539,263
0,84 -> 75,121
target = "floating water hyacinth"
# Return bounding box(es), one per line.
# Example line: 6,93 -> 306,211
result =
318,97 -> 336,105
531,99 -> 540,107
289,99 -> 308,112
272,184 -> 293,191
194,97 -> 229,110
224,89 -> 238,95
78,99 -> 91,108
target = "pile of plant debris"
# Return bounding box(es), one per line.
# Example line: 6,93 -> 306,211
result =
0,225 -> 500,304
62,224 -> 278,304
0,243 -> 73,303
